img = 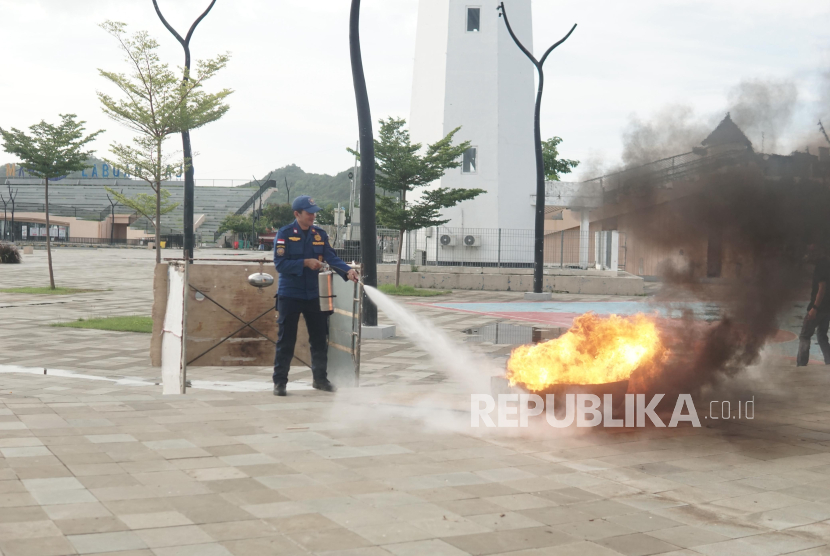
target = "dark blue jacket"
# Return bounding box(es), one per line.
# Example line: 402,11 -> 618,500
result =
273,221 -> 351,300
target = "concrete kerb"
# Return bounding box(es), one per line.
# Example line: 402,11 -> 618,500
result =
377,266 -> 644,295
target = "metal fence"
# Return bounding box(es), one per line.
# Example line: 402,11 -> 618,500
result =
17,234 -> 187,248
331,227 -> 626,270
19,236 -> 142,246
9,201 -> 135,221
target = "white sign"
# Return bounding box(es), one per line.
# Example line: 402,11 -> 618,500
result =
21,226 -> 27,239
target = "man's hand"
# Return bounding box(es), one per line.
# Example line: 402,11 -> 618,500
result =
304,258 -> 323,271
808,307 -> 818,321
346,269 -> 360,283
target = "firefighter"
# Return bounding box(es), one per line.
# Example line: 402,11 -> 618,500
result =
798,243 -> 830,366
272,196 -> 358,396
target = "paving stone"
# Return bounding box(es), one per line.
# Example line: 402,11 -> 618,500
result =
0,249 -> 829,555
0,535 -> 77,556
68,530 -> 148,553
133,525 -> 213,548
443,527 -> 578,555
596,532 -> 682,556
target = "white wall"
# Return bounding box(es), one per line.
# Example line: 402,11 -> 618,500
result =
410,0 -> 537,241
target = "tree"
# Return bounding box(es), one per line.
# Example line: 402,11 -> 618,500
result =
0,115 -> 103,288
542,137 -> 579,181
499,2 -> 576,292
354,117 -> 484,287
104,187 -> 180,239
315,205 -> 336,226
217,213 -> 265,246
97,21 -> 231,263
262,203 -> 295,230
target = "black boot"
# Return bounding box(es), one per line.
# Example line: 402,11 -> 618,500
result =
312,381 -> 337,393
274,383 -> 287,396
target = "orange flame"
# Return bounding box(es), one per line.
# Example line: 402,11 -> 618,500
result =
506,313 -> 669,391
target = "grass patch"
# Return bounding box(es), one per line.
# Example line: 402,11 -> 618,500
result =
0,287 -> 99,295
378,284 -> 450,297
51,315 -> 153,334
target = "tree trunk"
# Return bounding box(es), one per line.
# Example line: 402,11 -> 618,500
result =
44,178 -> 55,289
395,229 -> 404,288
155,181 -> 161,265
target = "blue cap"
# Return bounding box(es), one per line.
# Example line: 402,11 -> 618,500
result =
292,195 -> 321,213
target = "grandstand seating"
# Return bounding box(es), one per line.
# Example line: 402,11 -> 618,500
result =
6,183 -> 260,241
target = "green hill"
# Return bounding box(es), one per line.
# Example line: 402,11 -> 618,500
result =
251,165 -> 354,209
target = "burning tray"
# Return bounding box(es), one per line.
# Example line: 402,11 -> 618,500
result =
491,375 -> 628,398
491,376 -> 628,416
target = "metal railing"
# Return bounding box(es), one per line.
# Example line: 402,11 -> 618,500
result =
17,234 -> 189,248
328,227 -> 626,270
579,146 -> 750,196
11,201 -> 135,221
235,180 -> 275,216
19,236 -> 143,246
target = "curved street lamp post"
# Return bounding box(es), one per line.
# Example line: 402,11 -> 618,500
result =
498,2 -> 576,293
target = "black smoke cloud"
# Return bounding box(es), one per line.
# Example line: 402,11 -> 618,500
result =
621,105 -> 709,167
614,78 -> 829,399
628,167 -> 830,398
728,79 -> 798,153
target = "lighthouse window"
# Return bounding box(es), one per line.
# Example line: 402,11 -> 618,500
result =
462,147 -> 477,173
467,7 -> 481,32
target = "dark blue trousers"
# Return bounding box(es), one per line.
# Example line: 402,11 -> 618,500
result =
797,311 -> 830,366
273,297 -> 330,385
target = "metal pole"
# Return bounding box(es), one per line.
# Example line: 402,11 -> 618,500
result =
435,227 -> 439,267
152,0 -> 217,264
560,229 -> 564,268
350,0 -> 378,326
497,228 -> 502,268
181,261 -> 188,394
499,3 -> 575,292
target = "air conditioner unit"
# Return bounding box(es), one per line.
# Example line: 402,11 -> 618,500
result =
439,234 -> 457,247
463,235 -> 482,247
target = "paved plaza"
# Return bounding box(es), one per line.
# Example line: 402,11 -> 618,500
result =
0,248 -> 829,555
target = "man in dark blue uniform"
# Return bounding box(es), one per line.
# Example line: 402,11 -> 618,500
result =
798,243 -> 830,366
273,196 -> 358,396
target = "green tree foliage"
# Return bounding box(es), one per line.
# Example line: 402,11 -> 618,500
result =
354,118 -> 485,286
542,136 -> 579,181
0,114 -> 103,288
217,213 -> 266,246
261,203 -> 295,229
314,205 -> 336,226
104,187 -> 179,225
97,21 -> 231,262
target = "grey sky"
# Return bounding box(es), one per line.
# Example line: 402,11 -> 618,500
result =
1,0 -> 828,182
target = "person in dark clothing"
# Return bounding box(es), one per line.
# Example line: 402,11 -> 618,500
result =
797,244 -> 830,366
272,196 -> 358,396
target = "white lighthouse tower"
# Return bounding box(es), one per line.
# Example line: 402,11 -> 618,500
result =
409,0 -> 537,233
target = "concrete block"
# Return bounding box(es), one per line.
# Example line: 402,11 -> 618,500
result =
362,325 -> 396,340
23,246 -> 34,255
524,292 -> 553,301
